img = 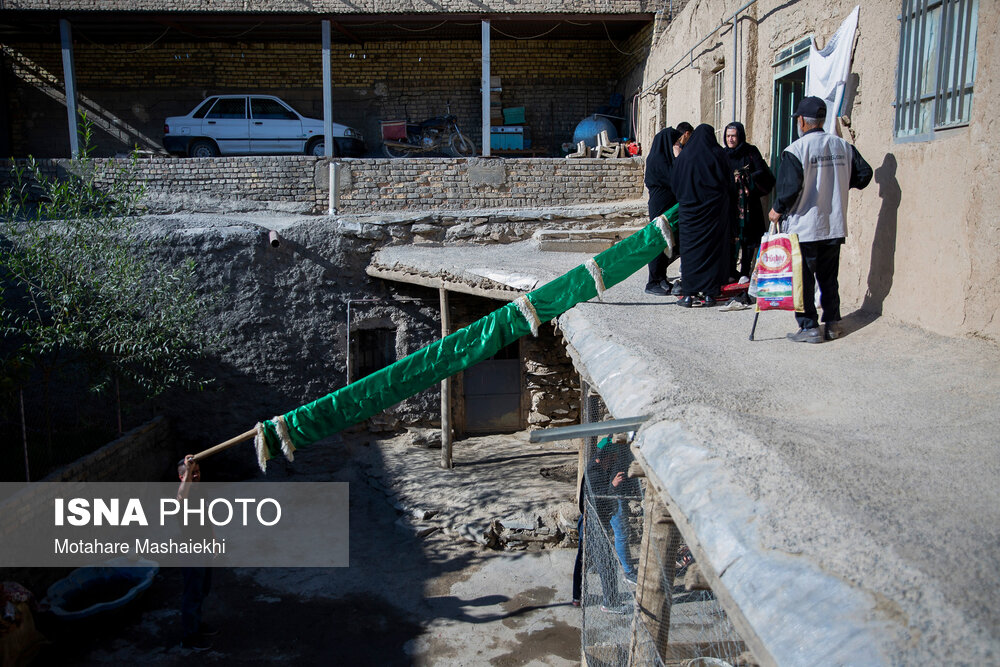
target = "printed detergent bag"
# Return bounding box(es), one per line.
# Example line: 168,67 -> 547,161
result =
752,229 -> 804,312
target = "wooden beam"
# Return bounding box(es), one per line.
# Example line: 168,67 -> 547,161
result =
439,287 -> 453,469
330,20 -> 362,43
628,490 -> 682,664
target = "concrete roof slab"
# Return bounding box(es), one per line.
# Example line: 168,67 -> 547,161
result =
367,240 -> 1000,665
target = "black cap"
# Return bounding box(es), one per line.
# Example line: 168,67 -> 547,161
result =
793,96 -> 828,119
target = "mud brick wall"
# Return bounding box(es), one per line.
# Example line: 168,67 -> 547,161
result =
0,156 -> 645,213
40,417 -> 174,483
333,157 -> 645,213
3,35 -> 645,158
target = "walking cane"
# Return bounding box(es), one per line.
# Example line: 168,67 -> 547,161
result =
748,217 -> 782,341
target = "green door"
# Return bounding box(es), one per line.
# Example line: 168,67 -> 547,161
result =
770,72 -> 805,178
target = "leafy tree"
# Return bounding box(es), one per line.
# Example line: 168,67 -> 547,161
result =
1,117 -> 213,464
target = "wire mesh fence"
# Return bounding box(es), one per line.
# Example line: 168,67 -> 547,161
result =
578,382 -> 749,666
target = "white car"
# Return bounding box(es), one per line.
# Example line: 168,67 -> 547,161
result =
162,95 -> 364,157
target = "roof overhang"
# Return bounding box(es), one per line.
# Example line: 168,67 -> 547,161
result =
0,11 -> 654,44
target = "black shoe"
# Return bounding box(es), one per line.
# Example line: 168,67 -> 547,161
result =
181,634 -> 212,651
199,623 -> 219,637
677,295 -> 704,308
702,294 -> 719,307
824,322 -> 843,341
786,327 -> 823,343
644,283 -> 671,296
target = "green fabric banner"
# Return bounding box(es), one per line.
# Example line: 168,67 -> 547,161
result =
260,207 -> 677,458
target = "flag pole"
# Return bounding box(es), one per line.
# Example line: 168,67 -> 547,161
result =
193,427 -> 257,462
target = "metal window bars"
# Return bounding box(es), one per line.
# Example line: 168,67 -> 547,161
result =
895,0 -> 979,137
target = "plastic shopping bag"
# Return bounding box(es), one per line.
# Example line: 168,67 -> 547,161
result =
753,229 -> 804,312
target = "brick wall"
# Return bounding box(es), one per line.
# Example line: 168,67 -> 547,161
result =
3,36 -> 645,158
39,417 -> 174,483
0,417 -> 173,541
0,156 -> 645,213
334,157 -> 645,212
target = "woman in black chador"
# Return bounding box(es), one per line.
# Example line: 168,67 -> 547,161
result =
642,126 -> 682,296
724,121 -> 775,279
670,124 -> 734,307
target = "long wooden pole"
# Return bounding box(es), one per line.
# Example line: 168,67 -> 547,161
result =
628,488 -> 682,664
193,427 -> 257,462
440,287 -> 453,469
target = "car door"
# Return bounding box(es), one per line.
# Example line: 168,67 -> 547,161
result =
201,97 -> 249,154
250,97 -> 305,154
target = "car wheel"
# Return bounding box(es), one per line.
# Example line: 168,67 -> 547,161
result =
189,140 -> 219,158
307,138 -> 335,157
448,133 -> 476,157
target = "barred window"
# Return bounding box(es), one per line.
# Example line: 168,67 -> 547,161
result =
351,328 -> 396,381
712,68 -> 725,143
895,0 -> 979,138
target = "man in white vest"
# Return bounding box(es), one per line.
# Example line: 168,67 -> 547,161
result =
768,96 -> 872,343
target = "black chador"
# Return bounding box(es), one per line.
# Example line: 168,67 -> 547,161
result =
670,124 -> 734,298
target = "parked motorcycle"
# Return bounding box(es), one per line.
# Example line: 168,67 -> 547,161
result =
381,105 -> 476,158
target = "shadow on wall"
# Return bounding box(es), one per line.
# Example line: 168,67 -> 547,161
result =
862,153 -> 900,315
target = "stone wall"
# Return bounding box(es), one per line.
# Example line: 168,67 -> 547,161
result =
3,35 -> 643,158
639,0 -> 1000,342
522,325 -> 580,430
0,156 -> 646,214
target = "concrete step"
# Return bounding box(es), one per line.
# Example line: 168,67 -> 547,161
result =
533,227 -> 643,253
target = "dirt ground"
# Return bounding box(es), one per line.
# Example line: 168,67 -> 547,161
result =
6,431 -> 583,666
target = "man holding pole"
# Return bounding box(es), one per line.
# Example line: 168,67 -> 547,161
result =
768,96 -> 872,343
177,455 -> 217,651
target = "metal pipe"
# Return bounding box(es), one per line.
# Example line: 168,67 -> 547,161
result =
732,15 -> 739,122
528,415 -> 651,443
321,21 -> 333,159
59,19 -> 79,158
481,20 -> 491,157
268,230 -> 280,247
